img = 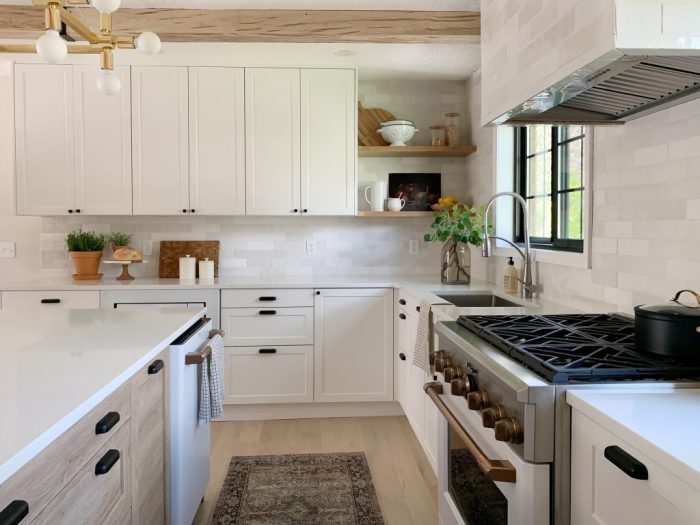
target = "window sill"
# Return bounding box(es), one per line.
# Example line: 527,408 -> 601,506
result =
492,244 -> 591,269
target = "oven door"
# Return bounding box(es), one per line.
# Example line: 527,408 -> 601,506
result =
426,383 -> 550,525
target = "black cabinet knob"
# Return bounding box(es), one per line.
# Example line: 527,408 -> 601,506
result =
95,411 -> 120,435
399,299 -> 406,305
399,353 -> 406,361
147,359 -> 164,375
258,348 -> 277,354
75,209 -> 81,213
0,500 -> 29,525
316,291 -> 321,295
190,209 -> 195,213
182,209 -> 187,213
399,313 -> 407,320
302,209 -> 308,213
293,209 -> 299,213
68,209 -> 73,213
95,449 -> 120,475
416,306 -> 421,312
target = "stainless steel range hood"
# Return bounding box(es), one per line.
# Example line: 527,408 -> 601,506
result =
494,50 -> 700,125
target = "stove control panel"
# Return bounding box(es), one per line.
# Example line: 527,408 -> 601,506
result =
494,416 -> 524,444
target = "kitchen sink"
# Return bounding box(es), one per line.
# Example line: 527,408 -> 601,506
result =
432,292 -> 525,308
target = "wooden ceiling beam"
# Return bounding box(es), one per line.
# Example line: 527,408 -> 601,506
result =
0,6 -> 480,43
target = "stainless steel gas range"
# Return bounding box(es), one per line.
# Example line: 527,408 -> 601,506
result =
431,314 -> 700,525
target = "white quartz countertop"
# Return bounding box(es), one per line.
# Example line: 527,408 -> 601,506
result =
0,307 -> 204,484
567,389 -> 700,491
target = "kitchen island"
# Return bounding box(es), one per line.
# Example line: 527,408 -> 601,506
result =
0,307 -> 204,524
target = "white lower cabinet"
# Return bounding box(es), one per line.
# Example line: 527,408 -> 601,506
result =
224,346 -> 313,404
571,409 -> 699,525
314,288 -> 393,403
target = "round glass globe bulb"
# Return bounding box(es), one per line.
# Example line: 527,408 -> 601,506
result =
91,0 -> 121,14
135,32 -> 161,55
36,30 -> 67,64
96,69 -> 122,96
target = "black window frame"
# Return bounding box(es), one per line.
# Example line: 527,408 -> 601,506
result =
513,126 -> 585,253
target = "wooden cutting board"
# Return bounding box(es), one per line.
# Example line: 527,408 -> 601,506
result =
158,241 -> 220,278
358,102 -> 396,146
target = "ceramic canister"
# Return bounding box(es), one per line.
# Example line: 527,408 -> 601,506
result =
179,255 -> 197,281
198,258 -> 215,282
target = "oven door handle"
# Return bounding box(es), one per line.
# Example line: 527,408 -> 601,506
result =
425,382 -> 517,483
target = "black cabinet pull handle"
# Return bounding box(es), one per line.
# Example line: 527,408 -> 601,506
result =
259,310 -> 277,315
399,353 -> 406,361
604,446 -> 648,480
147,359 -> 164,375
416,306 -> 421,312
95,449 -> 120,475
259,348 -> 277,354
399,299 -> 406,305
68,209 -> 73,213
95,411 -> 120,435
0,500 -> 28,525
40,298 -> 61,304
399,313 -> 407,320
259,296 -> 277,302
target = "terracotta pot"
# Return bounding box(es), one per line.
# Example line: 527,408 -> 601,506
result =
69,251 -> 103,279
112,245 -> 127,254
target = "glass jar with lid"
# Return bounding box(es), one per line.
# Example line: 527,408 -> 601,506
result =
445,112 -> 460,147
430,125 -> 446,146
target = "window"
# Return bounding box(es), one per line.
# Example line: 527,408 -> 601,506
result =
514,125 -> 585,253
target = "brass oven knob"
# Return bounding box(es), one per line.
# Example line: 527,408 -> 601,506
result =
495,417 -> 524,444
435,355 -> 453,373
467,390 -> 490,411
482,404 -> 508,428
429,350 -> 445,367
443,365 -> 465,382
451,373 -> 477,397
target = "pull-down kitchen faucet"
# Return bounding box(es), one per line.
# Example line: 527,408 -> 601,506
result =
481,192 -> 537,299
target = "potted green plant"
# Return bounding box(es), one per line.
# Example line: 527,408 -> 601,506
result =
424,205 -> 486,284
107,231 -> 133,253
66,230 -> 105,280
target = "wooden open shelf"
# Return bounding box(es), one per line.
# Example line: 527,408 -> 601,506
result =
357,211 -> 434,217
358,145 -> 476,157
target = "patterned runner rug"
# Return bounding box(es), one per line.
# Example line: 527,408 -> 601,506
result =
211,452 -> 385,525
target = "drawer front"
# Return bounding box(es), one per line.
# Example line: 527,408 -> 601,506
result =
1,290 -> 100,310
221,288 -> 314,308
224,346 -> 313,404
571,411 -> 699,525
222,307 -> 314,346
33,422 -> 132,525
0,382 -> 131,522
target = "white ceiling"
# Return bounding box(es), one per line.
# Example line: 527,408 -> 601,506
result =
1,0 -> 480,9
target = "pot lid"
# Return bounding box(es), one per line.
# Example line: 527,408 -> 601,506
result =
636,290 -> 700,318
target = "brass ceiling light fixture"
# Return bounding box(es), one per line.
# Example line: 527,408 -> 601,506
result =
0,0 -> 161,95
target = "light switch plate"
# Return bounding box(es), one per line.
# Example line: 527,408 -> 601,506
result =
0,241 -> 16,258
306,240 -> 317,255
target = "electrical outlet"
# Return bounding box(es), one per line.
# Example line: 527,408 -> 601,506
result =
306,240 -> 317,255
0,242 -> 15,258
409,239 -> 419,255
142,240 -> 153,256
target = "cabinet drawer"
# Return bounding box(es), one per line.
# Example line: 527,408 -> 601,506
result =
33,422 -> 132,525
221,307 -> 314,346
0,382 -> 131,522
1,290 -> 100,310
571,411 -> 699,524
221,288 -> 314,308
224,346 -> 313,404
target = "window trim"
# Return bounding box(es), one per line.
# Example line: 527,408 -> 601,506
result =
513,126 -> 585,253
491,126 -> 593,270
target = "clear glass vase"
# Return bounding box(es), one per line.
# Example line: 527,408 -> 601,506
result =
441,239 -> 471,284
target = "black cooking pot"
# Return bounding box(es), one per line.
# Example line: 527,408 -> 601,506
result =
634,289 -> 700,361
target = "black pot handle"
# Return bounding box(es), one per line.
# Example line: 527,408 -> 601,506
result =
604,446 -> 648,480
671,289 -> 700,305
0,501 -> 29,525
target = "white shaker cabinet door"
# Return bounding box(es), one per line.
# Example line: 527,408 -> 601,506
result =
314,288 -> 394,402
245,68 -> 301,216
189,67 -> 246,215
73,65 -> 132,215
15,65 -> 75,216
132,66 -> 189,215
300,69 -> 356,216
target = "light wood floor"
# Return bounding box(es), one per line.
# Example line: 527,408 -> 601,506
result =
193,416 -> 438,525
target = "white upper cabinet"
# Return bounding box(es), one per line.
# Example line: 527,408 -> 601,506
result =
314,288 -> 393,403
189,67 -> 246,215
132,66 -> 189,215
73,66 -> 132,215
15,65 -> 75,216
300,69 -> 355,216
245,68 -> 301,216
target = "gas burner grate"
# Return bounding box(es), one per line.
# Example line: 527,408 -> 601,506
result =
457,314 -> 700,383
